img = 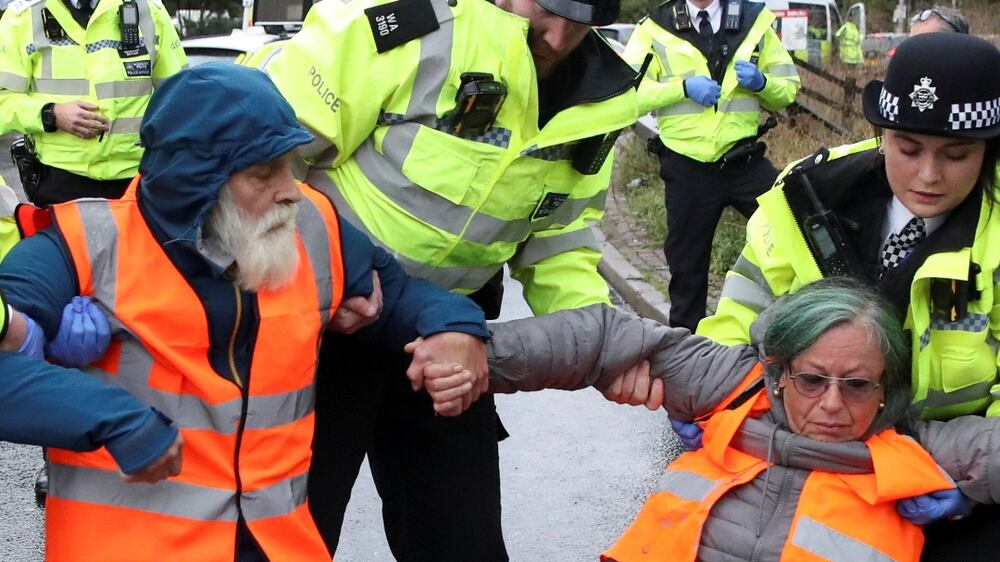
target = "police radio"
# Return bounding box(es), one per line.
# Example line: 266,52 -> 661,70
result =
724,0 -> 742,31
119,0 -> 141,49
41,9 -> 67,40
672,1 -> 692,30
796,172 -> 863,278
450,72 -> 507,137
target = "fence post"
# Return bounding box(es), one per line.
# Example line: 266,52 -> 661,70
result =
842,77 -> 858,124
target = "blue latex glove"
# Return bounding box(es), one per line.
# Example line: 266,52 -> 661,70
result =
45,296 -> 112,367
669,416 -> 704,451
684,75 -> 722,106
17,312 -> 45,360
735,60 -> 766,92
897,489 -> 974,525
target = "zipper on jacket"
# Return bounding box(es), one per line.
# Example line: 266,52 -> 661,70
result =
750,433 -> 796,562
229,282 -> 252,559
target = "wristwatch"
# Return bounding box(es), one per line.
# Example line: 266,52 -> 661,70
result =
41,103 -> 57,133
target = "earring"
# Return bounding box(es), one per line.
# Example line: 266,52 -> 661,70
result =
773,386 -> 782,397
878,402 -> 885,410
877,144 -> 885,155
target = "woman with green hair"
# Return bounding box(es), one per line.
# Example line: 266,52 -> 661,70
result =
413,278 -> 1000,560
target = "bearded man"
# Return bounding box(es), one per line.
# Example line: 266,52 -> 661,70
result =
0,63 -> 489,562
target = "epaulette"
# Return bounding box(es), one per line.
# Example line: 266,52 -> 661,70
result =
364,0 -> 440,54
787,147 -> 830,176
8,0 -> 46,15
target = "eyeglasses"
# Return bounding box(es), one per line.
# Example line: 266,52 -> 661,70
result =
787,372 -> 881,403
910,9 -> 970,34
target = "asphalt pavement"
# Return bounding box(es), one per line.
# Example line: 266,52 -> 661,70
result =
0,134 -> 681,561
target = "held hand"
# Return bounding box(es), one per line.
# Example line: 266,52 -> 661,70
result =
122,433 -> 184,484
668,416 -> 704,451
734,60 -> 766,92
54,101 -> 110,139
404,332 -> 487,404
684,75 -> 722,106
46,296 -> 112,367
329,271 -> 383,334
601,361 -> 664,411
897,489 -> 974,525
422,362 -> 478,416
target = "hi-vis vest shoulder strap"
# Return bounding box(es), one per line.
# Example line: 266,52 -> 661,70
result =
44,177 -> 345,562
13,203 -> 52,238
602,363 -> 955,562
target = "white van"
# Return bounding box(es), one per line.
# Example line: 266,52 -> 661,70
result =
761,0 -> 865,65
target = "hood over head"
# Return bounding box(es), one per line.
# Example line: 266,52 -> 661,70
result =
137,63 -> 314,244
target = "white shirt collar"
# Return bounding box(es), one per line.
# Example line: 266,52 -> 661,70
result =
881,196 -> 948,248
686,0 -> 722,34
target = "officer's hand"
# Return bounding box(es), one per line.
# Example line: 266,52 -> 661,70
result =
122,433 -> 184,484
329,272 -> 382,334
668,416 -> 704,451
404,332 -> 488,405
46,296 -> 112,367
54,101 -> 110,139
897,489 -> 974,525
735,60 -> 766,92
684,76 -> 721,106
601,361 -> 664,410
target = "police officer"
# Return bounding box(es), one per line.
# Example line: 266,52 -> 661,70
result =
254,0 -> 643,559
835,19 -> 863,65
697,33 -> 1000,559
623,0 -> 800,331
0,0 -> 185,205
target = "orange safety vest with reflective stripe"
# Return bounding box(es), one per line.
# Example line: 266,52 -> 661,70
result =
44,177 -> 344,562
13,203 -> 52,238
603,364 -> 955,562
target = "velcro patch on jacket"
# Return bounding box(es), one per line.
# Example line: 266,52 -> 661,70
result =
123,60 -> 151,77
118,45 -> 149,58
365,0 -> 439,54
533,192 -> 569,220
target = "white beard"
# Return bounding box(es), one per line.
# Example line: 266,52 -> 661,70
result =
204,185 -> 301,292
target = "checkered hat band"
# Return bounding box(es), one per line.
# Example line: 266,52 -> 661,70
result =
879,88 -> 900,123
949,98 -> 1000,130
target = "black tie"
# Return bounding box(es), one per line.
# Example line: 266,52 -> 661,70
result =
698,10 -> 712,38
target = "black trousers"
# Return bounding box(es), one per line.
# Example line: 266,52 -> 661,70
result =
921,503 -> 1000,561
32,165 -> 129,206
659,148 -> 778,331
308,334 -> 508,561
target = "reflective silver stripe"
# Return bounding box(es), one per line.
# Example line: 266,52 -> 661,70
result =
0,72 -> 29,92
242,472 -> 308,521
652,40 -> 670,76
731,254 -> 771,297
354,139 -> 530,244
308,168 -> 504,292
296,194 -> 335,326
109,116 -> 143,134
658,71 -> 692,83
32,78 -> 89,95
791,517 -> 894,562
719,273 -> 774,313
656,470 -> 717,502
764,63 -> 798,78
658,100 -> 705,116
914,379 -> 994,410
95,79 -> 153,99
49,464 -> 239,521
136,0 -> 157,66
510,228 -> 599,269
77,200 -> 120,310
719,97 -> 760,113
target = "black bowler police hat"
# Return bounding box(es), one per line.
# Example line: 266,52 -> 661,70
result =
862,33 -> 1000,139
535,0 -> 619,26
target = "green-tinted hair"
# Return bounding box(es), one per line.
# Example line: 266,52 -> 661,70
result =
763,278 -> 911,427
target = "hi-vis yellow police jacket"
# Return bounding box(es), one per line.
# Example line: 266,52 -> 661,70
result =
698,140 -> 1000,421
0,0 -> 185,180
623,0 -> 799,163
255,0 -> 639,314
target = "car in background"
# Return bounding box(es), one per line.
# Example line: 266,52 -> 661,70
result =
180,27 -> 287,66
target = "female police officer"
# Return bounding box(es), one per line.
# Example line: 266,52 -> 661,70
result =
697,32 -> 1000,559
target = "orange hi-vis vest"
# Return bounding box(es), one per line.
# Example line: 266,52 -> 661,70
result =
604,364 -> 956,562
45,178 -> 345,562
13,203 -> 52,238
